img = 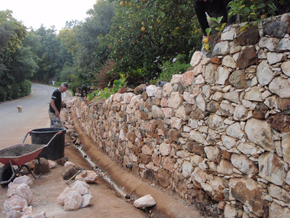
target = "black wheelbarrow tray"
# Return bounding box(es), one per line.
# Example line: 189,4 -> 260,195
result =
0,130 -> 63,187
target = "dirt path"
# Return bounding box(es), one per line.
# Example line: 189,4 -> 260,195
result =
0,114 -> 148,218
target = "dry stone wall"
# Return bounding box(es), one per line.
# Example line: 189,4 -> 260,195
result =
72,13 -> 290,218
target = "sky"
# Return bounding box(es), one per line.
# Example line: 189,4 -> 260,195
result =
1,0 -> 97,32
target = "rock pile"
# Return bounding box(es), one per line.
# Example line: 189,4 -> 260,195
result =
3,175 -> 46,218
57,180 -> 93,211
71,13 -> 290,218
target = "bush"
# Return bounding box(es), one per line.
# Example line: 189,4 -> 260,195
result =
0,80 -> 32,102
158,53 -> 191,83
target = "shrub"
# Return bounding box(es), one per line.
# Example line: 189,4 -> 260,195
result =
158,53 -> 191,83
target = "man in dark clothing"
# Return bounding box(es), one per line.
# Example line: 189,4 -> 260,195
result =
49,82 -> 69,127
194,0 -> 237,54
81,84 -> 87,97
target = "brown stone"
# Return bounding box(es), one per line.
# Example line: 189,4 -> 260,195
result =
156,119 -> 164,129
267,113 -> 290,133
142,91 -> 148,100
155,168 -> 171,188
220,150 -> 231,160
277,97 -> 290,114
140,111 -> 147,120
235,26 -> 260,46
252,103 -> 269,120
127,132 -> 135,142
143,169 -> 156,182
229,70 -> 248,89
139,153 -> 152,164
236,47 -> 258,69
190,108 -> 209,120
210,57 -> 222,65
168,129 -> 178,142
152,97 -> 161,106
152,153 -> 161,166
33,157 -> 50,175
186,141 -> 205,156
181,71 -> 194,87
117,87 -> 127,93
206,101 -> 220,113
134,84 -> 146,94
162,157 -> 176,172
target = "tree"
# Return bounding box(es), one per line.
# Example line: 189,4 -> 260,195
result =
105,0 -> 202,84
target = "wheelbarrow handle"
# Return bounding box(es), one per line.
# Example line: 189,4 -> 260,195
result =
46,131 -> 64,147
22,130 -> 33,144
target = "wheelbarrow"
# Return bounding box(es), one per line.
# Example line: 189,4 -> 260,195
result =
0,130 -> 63,187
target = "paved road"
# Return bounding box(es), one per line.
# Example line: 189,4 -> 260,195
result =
0,83 -> 62,148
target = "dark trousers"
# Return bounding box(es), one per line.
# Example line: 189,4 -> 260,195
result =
81,87 -> 87,97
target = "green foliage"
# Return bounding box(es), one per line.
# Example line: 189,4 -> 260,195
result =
88,73 -> 127,100
158,53 -> 191,82
228,0 -> 285,23
106,0 -> 201,83
0,80 -> 31,102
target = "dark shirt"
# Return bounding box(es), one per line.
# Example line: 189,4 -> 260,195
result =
194,0 -> 232,35
49,89 -> 61,114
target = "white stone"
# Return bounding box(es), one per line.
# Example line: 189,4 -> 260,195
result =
212,91 -> 223,102
267,52 -> 287,65
269,77 -> 290,98
170,74 -> 183,84
216,67 -> 230,85
231,154 -> 258,175
196,94 -> 206,111
222,135 -> 237,149
159,142 -> 170,156
13,175 -> 33,187
217,159 -> 234,175
134,194 -> 156,208
183,92 -> 195,104
7,183 -> 33,204
182,161 -> 193,177
221,26 -> 238,41
195,74 -> 206,85
64,191 -> 82,211
190,51 -> 203,67
259,152 -> 286,186
190,155 -> 203,166
223,91 -> 240,104
168,92 -> 183,109
282,61 -> 290,77
4,195 -> 28,212
244,87 -> 263,102
259,37 -> 280,52
237,142 -> 260,155
256,60 -> 274,86
245,118 -> 274,151
275,38 -> 290,52
146,85 -> 158,97
204,146 -> 220,162
81,194 -> 93,208
233,105 -> 248,121
189,130 -> 206,144
269,202 -> 290,218
212,41 -> 230,56
222,55 -> 236,68
226,123 -> 244,139
162,83 -> 173,97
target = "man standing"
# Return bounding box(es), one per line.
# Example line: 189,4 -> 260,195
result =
49,82 -> 69,127
194,0 -> 236,56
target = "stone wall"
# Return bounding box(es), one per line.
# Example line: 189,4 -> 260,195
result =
71,13 -> 290,218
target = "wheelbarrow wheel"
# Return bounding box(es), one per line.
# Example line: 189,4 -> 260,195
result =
0,165 -> 14,187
